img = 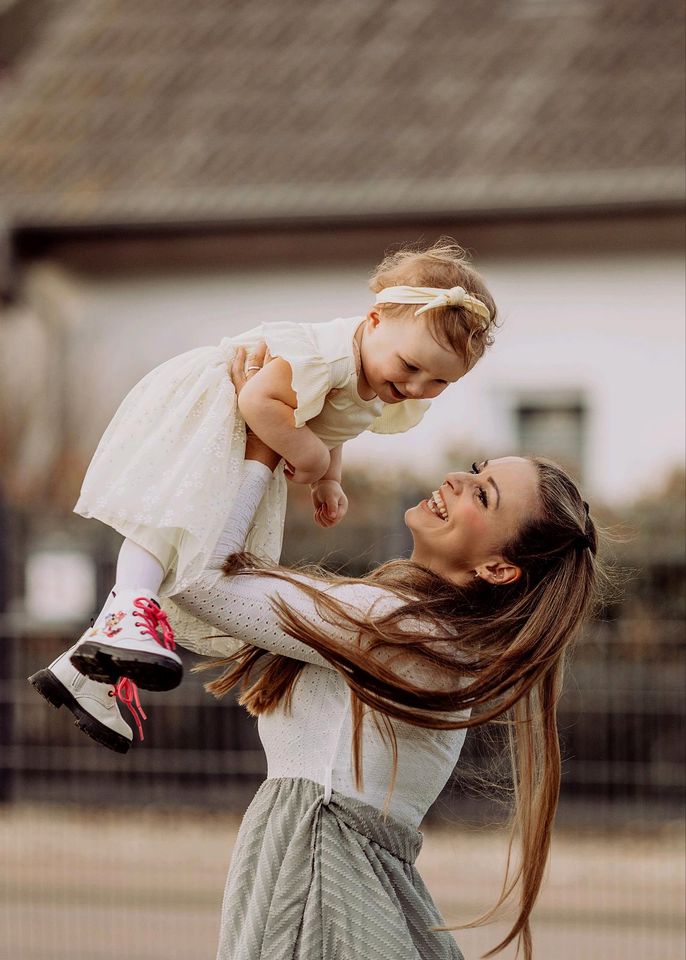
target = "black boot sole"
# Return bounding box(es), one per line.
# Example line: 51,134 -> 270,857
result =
70,641 -> 183,692
28,668 -> 131,754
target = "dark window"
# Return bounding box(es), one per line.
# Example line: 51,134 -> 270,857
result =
514,391 -> 587,481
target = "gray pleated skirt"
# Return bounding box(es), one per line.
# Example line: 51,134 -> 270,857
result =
217,777 -> 464,960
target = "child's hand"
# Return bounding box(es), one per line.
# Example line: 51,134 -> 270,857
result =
311,479 -> 348,528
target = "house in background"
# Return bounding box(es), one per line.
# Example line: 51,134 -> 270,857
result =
0,0 -> 683,513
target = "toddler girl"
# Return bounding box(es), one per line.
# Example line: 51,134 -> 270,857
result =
29,240 -> 497,752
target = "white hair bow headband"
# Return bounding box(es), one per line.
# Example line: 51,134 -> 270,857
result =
375,285 -> 491,322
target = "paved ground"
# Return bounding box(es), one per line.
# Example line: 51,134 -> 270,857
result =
0,805 -> 683,960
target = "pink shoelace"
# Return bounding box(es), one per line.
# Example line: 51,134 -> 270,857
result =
133,596 -> 176,651
107,596 -> 176,742
110,678 -> 147,740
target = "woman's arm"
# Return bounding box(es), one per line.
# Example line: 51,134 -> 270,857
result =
177,427 -> 400,668
176,456 -> 439,683
237,357 -> 330,484
174,564 -> 403,670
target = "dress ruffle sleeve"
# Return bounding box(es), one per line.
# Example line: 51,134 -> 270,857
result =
368,399 -> 431,435
262,322 -> 333,429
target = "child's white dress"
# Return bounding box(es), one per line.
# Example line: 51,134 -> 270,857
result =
74,315 -> 430,652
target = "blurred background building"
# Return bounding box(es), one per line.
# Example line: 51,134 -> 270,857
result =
0,1 -> 684,958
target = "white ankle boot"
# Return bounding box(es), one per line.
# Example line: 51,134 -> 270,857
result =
29,646 -> 134,754
70,587 -> 183,692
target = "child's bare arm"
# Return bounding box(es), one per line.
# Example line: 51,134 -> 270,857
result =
320,443 -> 343,483
237,357 -> 330,484
311,444 -> 349,527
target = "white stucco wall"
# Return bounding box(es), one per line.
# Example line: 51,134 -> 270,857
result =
34,248 -> 685,505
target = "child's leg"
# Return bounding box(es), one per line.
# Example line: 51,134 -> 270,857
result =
28,539 -> 176,753
70,538 -> 182,692
115,538 -> 165,593
85,539 -> 165,628
28,646 -> 135,754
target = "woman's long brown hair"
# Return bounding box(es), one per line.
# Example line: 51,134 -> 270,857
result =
200,458 -> 600,959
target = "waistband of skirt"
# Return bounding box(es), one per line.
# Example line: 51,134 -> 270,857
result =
259,777 -> 424,864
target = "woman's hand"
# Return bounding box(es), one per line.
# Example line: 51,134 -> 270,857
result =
311,479 -> 349,528
230,342 -> 329,482
230,344 -> 281,472
230,342 -> 270,400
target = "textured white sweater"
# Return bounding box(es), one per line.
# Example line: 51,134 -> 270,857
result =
175,462 -> 468,827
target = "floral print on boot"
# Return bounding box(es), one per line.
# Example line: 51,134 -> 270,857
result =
70,587 -> 183,692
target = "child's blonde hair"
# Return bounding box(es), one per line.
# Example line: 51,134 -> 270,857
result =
369,238 -> 498,369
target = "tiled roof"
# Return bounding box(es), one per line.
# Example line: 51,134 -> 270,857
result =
0,0 -> 683,227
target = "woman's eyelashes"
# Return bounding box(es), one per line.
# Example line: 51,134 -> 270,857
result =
470,463 -> 489,507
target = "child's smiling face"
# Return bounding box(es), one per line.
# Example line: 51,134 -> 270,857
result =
358,310 -> 469,404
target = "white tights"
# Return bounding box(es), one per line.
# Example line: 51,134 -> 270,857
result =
93,539 -> 165,625
115,538 -> 165,593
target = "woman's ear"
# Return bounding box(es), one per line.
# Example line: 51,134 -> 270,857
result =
475,559 -> 522,586
367,308 -> 381,328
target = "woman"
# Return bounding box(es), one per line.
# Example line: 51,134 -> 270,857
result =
171,348 -> 599,960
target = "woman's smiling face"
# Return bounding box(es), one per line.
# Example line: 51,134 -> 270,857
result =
405,457 -> 540,585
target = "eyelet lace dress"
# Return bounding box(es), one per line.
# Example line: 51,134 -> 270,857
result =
173,461 -> 466,960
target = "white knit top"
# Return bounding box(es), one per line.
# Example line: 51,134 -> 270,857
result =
174,462 -> 468,828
